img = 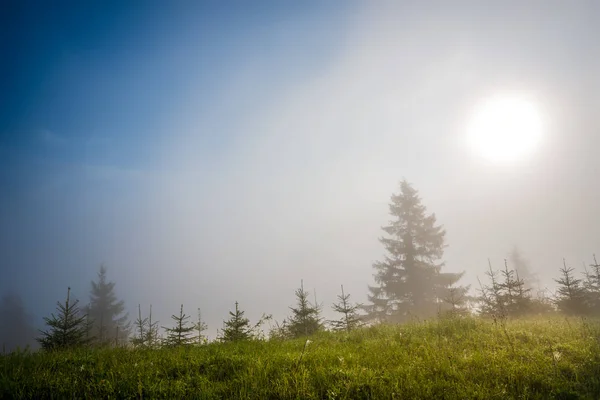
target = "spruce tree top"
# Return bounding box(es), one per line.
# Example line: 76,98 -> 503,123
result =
382,180 -> 446,264
221,301 -> 252,342
288,281 -> 322,337
37,287 -> 91,350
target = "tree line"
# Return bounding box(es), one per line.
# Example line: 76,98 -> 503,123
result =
2,179 -> 599,352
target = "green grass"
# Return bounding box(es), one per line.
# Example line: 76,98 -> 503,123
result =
2,316 -> 600,399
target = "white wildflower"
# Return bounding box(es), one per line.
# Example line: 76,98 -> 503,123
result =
553,351 -> 562,362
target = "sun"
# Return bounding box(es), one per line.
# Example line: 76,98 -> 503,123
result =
466,95 -> 543,163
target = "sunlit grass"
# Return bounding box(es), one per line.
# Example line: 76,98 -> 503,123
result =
2,316 -> 599,399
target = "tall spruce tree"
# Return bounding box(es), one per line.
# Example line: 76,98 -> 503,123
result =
508,247 -> 537,290
287,280 -> 322,337
86,265 -> 130,346
220,301 -> 252,342
163,304 -> 196,347
329,285 -> 362,332
37,287 -> 91,350
365,180 -> 464,322
554,259 -> 589,316
583,255 -> 600,315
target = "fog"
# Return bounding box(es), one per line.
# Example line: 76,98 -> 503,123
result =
1,1 -> 599,342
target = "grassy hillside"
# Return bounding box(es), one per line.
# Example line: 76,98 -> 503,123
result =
2,316 -> 599,399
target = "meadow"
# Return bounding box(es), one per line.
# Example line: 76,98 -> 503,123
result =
2,316 -> 599,399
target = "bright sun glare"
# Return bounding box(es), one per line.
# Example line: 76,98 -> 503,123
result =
467,95 -> 543,163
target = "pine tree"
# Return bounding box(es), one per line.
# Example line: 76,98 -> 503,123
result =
130,304 -> 148,348
220,301 -> 252,342
478,260 -> 505,317
287,280 -> 322,337
37,287 -> 91,350
500,259 -> 532,316
196,308 -> 208,345
86,265 -> 130,346
163,304 -> 196,347
583,255 -> 600,316
442,286 -> 470,317
145,305 -> 160,348
477,276 -> 496,317
554,259 -> 589,315
329,285 -> 362,332
365,180 -> 465,322
508,247 -> 537,290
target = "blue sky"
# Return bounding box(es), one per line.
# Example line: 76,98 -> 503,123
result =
1,1 -> 599,339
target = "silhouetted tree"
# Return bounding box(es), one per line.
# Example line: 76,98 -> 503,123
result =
364,180 -> 465,322
287,280 -> 322,337
583,255 -> 600,316
363,286 -> 391,324
499,259 -> 532,316
508,247 -> 537,290
196,308 -> 208,345
85,265 -> 130,346
220,301 -> 252,342
37,287 -> 91,350
329,285 -> 362,332
145,305 -> 160,348
163,304 -> 196,347
554,259 -> 589,315
0,293 -> 37,352
442,286 -> 470,317
268,319 -> 291,341
478,259 -> 541,317
131,304 -> 148,348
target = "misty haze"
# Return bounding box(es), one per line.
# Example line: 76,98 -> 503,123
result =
1,1 -> 599,398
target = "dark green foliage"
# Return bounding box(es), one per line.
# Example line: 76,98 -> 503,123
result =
329,285 -> 362,332
287,281 -> 322,337
220,301 -> 252,342
85,265 -> 130,346
37,287 -> 91,350
163,304 -> 196,347
0,293 -> 37,352
554,259 -> 589,316
365,180 -> 465,323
